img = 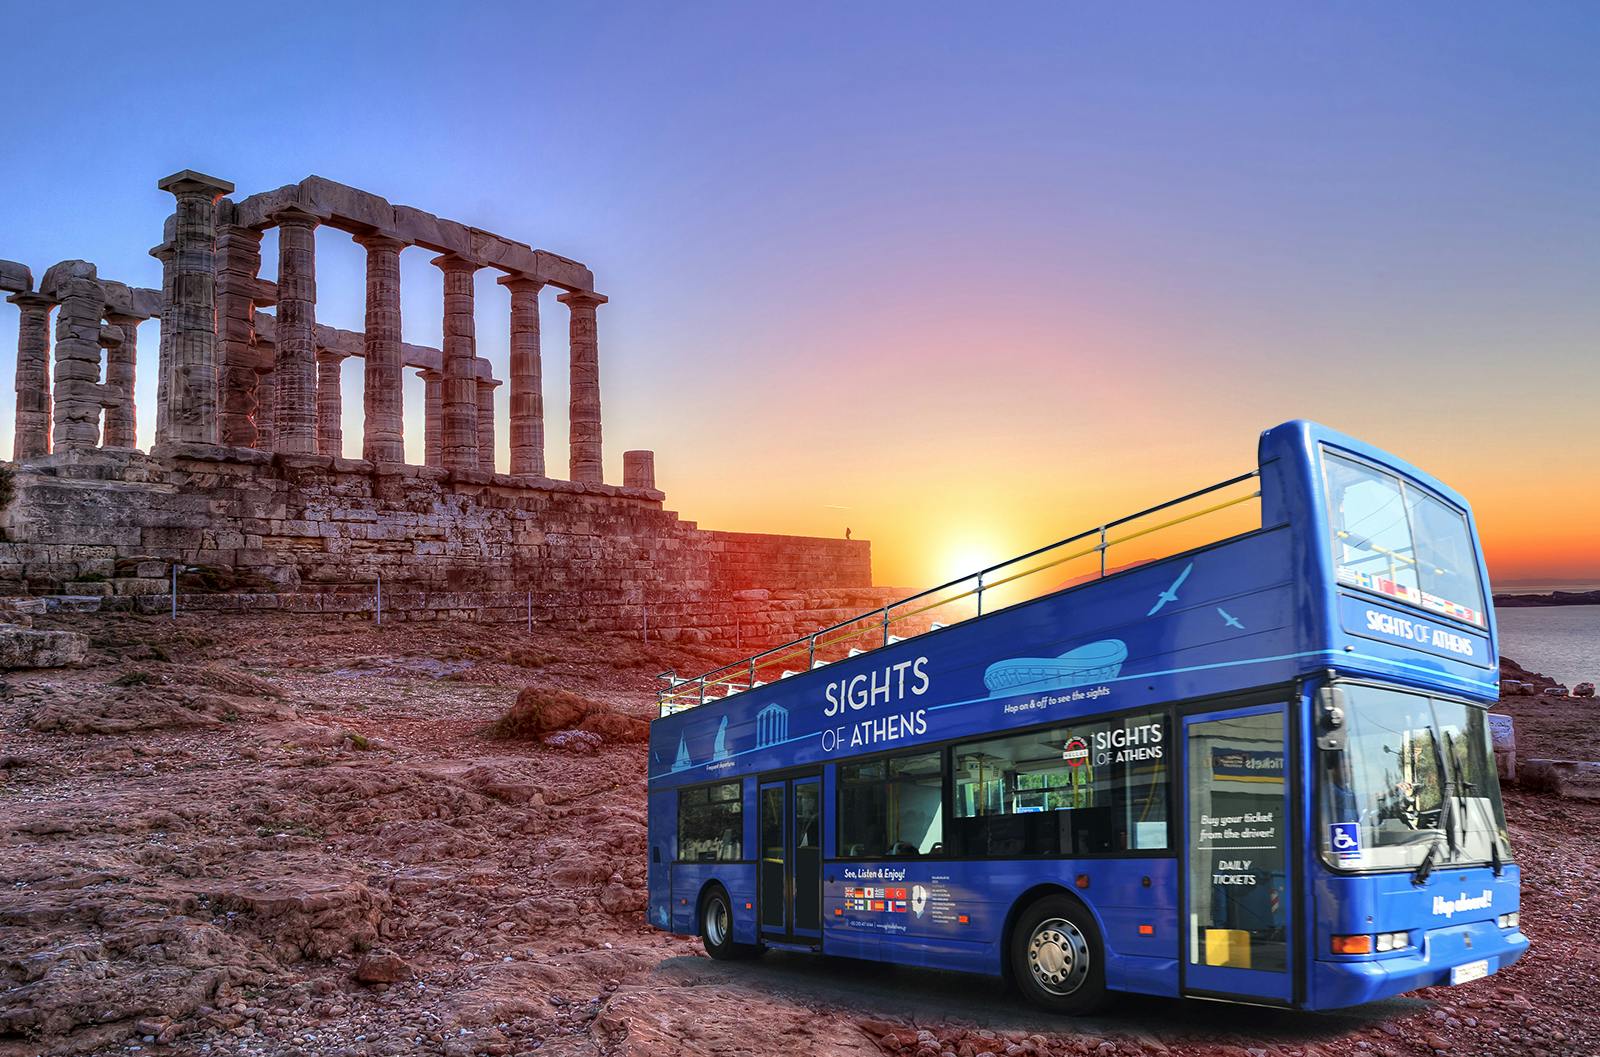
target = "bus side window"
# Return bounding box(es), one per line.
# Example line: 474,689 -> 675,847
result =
952,713 -> 1169,857
838,751 -> 944,858
678,780 -> 745,862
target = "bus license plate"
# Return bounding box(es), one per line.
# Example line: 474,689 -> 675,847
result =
1450,959 -> 1490,985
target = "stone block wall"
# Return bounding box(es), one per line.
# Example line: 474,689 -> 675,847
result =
0,447 -> 892,647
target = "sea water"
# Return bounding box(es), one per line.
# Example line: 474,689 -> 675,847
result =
1495,604 -> 1600,687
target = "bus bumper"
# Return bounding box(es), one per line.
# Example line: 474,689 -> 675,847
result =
1308,922 -> 1530,1010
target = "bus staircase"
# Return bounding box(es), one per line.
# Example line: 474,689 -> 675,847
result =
657,470 -> 1263,716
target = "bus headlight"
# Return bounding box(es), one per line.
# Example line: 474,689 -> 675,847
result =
1374,931 -> 1409,952
1497,912 -> 1519,929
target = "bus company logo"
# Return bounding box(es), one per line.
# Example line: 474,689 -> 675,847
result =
1432,890 -> 1492,919
1363,609 -> 1476,658
1062,737 -> 1090,767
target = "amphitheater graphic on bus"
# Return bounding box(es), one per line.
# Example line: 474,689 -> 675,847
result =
982,638 -> 1128,697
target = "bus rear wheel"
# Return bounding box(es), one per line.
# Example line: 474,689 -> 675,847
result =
700,885 -> 755,961
1010,894 -> 1108,1015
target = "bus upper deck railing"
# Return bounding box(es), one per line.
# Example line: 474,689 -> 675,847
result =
656,469 -> 1262,716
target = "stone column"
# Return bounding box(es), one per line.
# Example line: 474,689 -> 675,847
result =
103,314 -> 140,448
148,228 -> 174,443
255,370 -> 276,449
215,224 -> 264,447
272,208 -> 319,454
475,376 -> 499,474
558,290 -> 607,483
420,369 -> 443,467
316,349 -> 344,456
9,292 -> 55,459
497,275 -> 544,477
623,450 -> 656,490
433,255 -> 479,472
49,261 -> 107,452
354,234 -> 407,464
157,170 -> 234,446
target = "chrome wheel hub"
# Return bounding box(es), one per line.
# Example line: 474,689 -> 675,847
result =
1027,917 -> 1090,995
707,898 -> 729,947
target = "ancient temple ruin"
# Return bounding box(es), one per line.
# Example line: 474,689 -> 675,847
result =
0,169 -> 892,642
4,170 -> 621,483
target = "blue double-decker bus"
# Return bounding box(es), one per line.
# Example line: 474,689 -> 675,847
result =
646,421 -> 1526,1013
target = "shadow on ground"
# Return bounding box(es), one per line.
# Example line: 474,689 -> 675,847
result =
653,951 -> 1429,1044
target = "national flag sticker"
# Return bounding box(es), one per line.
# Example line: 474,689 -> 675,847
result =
1330,822 -> 1362,864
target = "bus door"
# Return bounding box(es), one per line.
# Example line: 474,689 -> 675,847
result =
758,773 -> 822,943
1181,703 -> 1295,1004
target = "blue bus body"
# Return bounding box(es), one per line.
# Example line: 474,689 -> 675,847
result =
646,421 -> 1526,1011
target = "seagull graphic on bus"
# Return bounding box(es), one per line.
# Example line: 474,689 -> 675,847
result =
1146,561 -> 1194,616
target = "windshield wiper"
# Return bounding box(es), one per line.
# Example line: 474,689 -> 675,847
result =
1413,834 -> 1445,885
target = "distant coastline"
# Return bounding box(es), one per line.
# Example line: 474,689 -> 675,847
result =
1494,590 -> 1600,608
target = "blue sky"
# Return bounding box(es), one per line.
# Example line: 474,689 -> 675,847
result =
2,3 -> 1596,583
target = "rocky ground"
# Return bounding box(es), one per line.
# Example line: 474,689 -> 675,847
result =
2,614 -> 1597,1057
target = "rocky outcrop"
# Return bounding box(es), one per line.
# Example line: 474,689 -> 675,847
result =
0,624 -> 87,669
492,686 -> 650,746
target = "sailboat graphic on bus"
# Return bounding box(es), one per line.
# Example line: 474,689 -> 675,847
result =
983,638 -> 1128,697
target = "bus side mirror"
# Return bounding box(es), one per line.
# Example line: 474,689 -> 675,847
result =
1317,683 -> 1347,752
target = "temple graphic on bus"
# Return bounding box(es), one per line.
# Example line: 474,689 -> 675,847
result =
646,421 -> 1525,1014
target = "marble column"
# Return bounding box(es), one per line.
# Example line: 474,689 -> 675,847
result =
433,254 -> 480,472
255,370 -> 276,449
157,170 -> 234,446
497,275 -> 545,477
623,450 -> 656,491
354,234 -> 406,464
103,313 -> 140,448
148,229 -> 174,443
9,292 -> 54,459
316,349 -> 344,456
420,369 -> 443,467
557,290 -> 607,483
50,262 -> 107,452
215,225 -> 264,447
476,376 -> 499,474
272,208 -> 319,454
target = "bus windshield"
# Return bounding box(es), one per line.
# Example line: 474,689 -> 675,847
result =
1323,450 -> 1487,627
1319,684 -> 1511,872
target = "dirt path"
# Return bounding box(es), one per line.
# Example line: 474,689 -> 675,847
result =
2,614 -> 1595,1057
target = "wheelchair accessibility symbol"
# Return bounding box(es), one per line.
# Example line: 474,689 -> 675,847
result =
1330,822 -> 1362,863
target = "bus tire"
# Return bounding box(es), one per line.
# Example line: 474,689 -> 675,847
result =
699,885 -> 752,961
1010,894 -> 1109,1015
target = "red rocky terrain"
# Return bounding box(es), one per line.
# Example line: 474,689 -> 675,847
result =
2,613 -> 1597,1057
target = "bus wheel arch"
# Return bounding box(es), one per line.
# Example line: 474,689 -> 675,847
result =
698,882 -> 757,961
1004,886 -> 1110,1014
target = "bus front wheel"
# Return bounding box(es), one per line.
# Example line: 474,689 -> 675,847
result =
1010,894 -> 1109,1015
699,885 -> 755,961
